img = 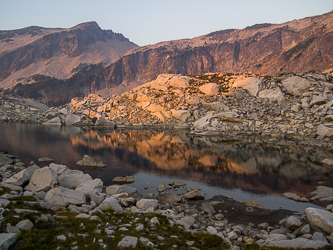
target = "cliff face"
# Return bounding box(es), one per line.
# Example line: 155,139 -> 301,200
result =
0,22 -> 137,88
91,11 -> 333,92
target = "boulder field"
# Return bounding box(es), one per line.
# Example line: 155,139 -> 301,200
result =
0,151 -> 332,249
1,71 -> 333,149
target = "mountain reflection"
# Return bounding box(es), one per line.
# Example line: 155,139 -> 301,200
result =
1,123 -> 333,199
70,129 -> 333,196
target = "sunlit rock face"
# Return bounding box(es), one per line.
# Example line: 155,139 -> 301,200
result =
92,11 -> 333,93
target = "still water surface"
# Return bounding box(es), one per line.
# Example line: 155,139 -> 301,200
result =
1,123 -> 333,212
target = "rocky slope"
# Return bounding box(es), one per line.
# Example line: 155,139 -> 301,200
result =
90,11 -> 333,94
2,71 -> 333,148
0,21 -> 137,89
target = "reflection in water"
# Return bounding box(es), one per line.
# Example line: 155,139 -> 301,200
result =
0,123 -> 332,212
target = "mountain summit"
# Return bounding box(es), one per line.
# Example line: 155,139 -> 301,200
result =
0,22 -> 137,89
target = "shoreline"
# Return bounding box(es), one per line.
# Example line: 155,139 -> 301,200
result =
0,150 -> 333,249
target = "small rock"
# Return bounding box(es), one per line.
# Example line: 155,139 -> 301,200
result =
112,176 -> 134,184
201,202 -> 215,214
38,157 -> 53,162
183,190 -> 205,200
75,213 -> 90,219
157,183 -> 165,192
244,199 -> 268,210
76,155 -> 106,167
136,224 -> 144,231
6,224 -> 20,234
207,226 -> 218,235
15,219 -> 34,231
312,232 -> 328,242
136,199 -> 158,210
150,217 -> 160,226
57,235 -> 67,241
285,216 -> 303,230
118,236 -> 138,248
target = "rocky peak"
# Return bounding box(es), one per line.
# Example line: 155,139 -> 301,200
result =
68,21 -> 101,31
0,22 -> 138,90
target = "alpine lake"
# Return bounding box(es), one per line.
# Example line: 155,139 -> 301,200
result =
1,122 -> 333,213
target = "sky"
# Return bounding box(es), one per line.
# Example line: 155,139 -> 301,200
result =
1,0 -> 333,46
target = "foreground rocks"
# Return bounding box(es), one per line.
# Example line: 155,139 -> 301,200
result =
0,152 -> 332,249
2,71 -> 333,150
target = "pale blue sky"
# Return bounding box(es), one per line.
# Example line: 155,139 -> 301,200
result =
1,0 -> 332,46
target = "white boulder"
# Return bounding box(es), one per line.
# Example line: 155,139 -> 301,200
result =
15,219 -> 34,231
233,77 -> 260,96
97,197 -> 123,212
52,165 -> 92,189
25,167 -> 58,192
64,114 -> 81,125
4,165 -> 39,186
45,186 -> 86,206
136,199 -> 158,210
285,216 -> 303,230
199,83 -> 219,96
282,76 -> 310,96
75,178 -> 103,198
305,207 -> 333,234
0,233 -> 17,249
171,110 -> 191,122
118,236 -> 138,248
258,87 -> 285,103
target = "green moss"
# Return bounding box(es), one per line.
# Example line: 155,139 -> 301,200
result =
195,233 -> 227,249
101,207 -> 114,213
9,196 -> 37,202
0,187 -> 11,196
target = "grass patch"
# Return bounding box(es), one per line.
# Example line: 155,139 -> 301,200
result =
9,196 -> 37,202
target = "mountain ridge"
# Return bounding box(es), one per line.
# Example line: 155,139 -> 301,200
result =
0,22 -> 137,88
1,11 -> 333,106
89,10 -> 333,95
